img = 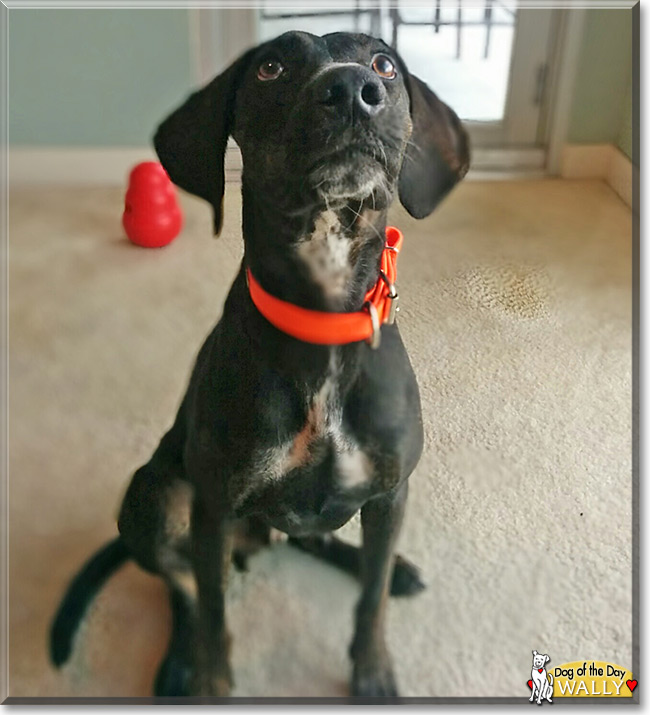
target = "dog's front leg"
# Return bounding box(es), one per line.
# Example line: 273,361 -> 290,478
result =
350,480 -> 408,697
190,498 -> 234,697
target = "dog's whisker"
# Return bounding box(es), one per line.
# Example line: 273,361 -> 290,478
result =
346,201 -> 384,245
378,142 -> 389,172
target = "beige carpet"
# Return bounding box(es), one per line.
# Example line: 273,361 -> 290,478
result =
8,178 -> 633,698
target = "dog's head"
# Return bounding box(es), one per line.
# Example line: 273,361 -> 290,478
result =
532,651 -> 550,669
154,31 -> 469,234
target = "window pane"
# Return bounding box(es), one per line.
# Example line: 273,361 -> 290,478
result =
394,3 -> 516,121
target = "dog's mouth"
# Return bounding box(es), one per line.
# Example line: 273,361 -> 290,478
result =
309,139 -> 385,166
307,143 -> 392,205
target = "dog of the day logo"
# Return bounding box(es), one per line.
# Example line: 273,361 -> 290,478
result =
528,651 -> 554,704
527,652 -> 637,701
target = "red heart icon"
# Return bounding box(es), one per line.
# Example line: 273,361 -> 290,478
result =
538,668 -> 544,673
527,680 -> 533,689
626,679 -> 638,693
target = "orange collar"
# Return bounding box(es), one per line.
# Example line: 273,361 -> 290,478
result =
246,226 -> 403,349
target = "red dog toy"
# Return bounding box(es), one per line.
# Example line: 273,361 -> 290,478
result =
123,162 -> 183,248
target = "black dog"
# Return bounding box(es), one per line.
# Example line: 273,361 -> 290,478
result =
50,31 -> 469,698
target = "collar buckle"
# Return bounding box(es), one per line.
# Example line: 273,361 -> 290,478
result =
387,291 -> 400,324
364,301 -> 381,349
378,271 -> 400,325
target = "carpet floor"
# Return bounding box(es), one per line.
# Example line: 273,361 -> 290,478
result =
8,178 -> 633,698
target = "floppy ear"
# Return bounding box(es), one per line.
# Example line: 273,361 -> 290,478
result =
153,49 -> 255,235
398,71 -> 470,219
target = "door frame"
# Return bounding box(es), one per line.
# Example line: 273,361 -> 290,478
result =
543,7 -> 587,175
465,8 -> 555,152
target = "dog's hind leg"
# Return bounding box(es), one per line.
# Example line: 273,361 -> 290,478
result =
118,461 -> 198,697
118,454 -> 272,695
287,533 -> 425,597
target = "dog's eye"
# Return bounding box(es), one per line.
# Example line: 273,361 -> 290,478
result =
371,54 -> 396,80
257,60 -> 284,82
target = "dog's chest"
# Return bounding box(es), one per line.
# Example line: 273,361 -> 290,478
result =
234,351 -> 373,509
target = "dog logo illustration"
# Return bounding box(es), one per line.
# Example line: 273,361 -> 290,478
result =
528,650 -> 554,705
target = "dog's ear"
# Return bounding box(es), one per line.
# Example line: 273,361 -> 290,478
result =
545,655 -> 550,663
533,650 -> 538,657
153,48 -> 256,235
396,64 -> 470,219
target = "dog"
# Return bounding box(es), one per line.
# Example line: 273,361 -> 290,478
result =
530,651 -> 554,704
49,30 -> 469,697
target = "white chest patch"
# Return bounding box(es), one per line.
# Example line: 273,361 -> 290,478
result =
296,210 -> 351,302
337,448 -> 374,488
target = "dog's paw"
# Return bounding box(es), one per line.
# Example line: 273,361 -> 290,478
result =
390,555 -> 426,597
190,663 -> 234,697
203,675 -> 233,697
351,658 -> 399,697
154,653 -> 192,697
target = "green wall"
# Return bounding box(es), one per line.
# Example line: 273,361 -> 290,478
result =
9,9 -> 193,146
568,8 -> 633,158
617,75 -> 633,159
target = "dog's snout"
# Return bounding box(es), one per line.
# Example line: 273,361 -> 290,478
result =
315,66 -> 386,119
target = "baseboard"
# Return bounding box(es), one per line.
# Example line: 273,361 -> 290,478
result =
607,146 -> 635,209
8,147 -> 158,185
8,144 -> 244,186
560,143 -> 633,207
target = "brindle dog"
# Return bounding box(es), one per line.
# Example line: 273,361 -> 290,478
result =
50,31 -> 469,698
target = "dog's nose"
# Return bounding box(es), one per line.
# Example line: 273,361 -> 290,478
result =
315,66 -> 386,119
